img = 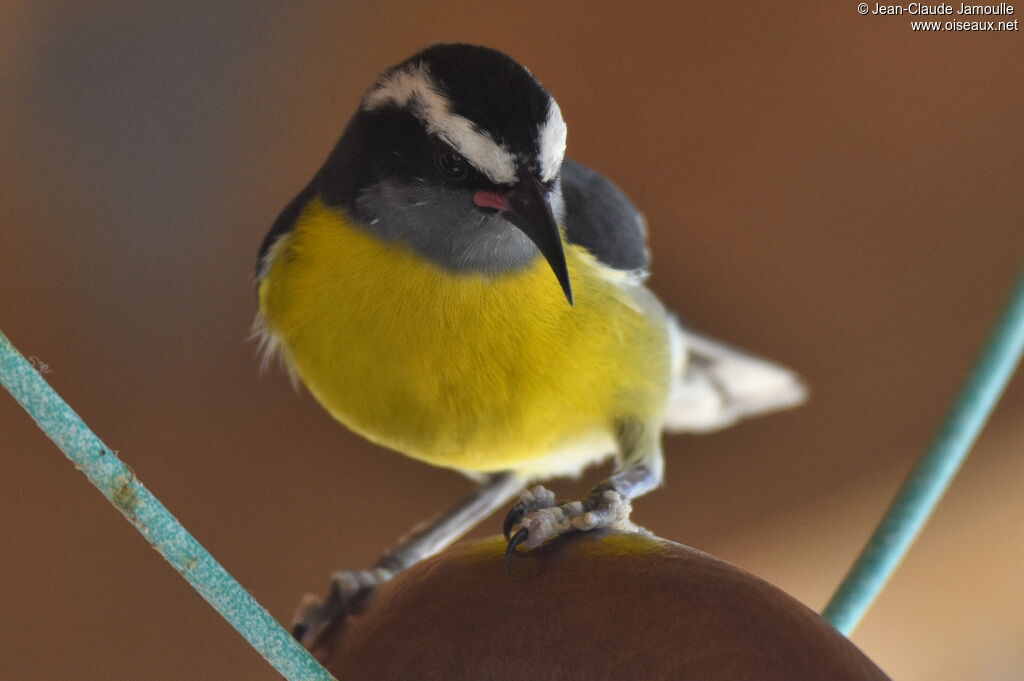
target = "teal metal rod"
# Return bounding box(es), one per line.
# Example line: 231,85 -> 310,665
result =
0,331 -> 335,681
823,269 -> 1024,635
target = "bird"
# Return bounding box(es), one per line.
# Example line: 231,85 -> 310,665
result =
254,43 -> 806,643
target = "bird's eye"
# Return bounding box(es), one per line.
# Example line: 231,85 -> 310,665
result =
435,150 -> 468,181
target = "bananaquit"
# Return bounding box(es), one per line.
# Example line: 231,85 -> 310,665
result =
255,44 -> 806,641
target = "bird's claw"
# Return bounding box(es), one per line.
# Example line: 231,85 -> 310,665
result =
504,526 -> 530,569
502,485 -> 558,540
503,484 -> 637,560
291,567 -> 394,646
502,508 -> 523,541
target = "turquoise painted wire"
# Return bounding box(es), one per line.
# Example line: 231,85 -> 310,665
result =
823,269 -> 1024,635
0,331 -> 335,681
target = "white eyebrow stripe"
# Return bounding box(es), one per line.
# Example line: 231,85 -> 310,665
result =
537,100 -> 567,182
364,64 -> 519,185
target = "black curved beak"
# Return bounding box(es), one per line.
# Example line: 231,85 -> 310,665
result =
504,175 -> 573,306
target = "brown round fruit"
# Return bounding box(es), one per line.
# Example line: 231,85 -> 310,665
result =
310,530 -> 890,681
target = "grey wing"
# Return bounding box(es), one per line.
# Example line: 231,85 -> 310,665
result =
664,318 -> 808,434
559,158 -> 650,273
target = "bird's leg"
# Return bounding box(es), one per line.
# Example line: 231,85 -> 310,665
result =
504,421 -> 663,557
293,471 -> 523,644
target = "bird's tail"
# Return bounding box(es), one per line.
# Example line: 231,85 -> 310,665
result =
663,318 -> 807,434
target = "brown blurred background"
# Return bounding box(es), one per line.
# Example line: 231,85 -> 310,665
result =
2,3 -> 1022,679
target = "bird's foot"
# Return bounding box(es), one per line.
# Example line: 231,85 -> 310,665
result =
503,485 -> 638,560
292,567 -> 395,646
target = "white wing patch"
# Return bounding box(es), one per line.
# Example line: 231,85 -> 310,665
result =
664,320 -> 807,433
364,64 -> 518,185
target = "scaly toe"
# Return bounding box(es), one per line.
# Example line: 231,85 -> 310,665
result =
502,485 -> 558,540
292,567 -> 394,645
514,489 -> 637,550
571,489 -> 634,532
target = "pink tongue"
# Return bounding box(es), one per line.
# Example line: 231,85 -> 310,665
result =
473,190 -> 510,211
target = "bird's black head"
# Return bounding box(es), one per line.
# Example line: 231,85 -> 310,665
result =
316,44 -> 572,304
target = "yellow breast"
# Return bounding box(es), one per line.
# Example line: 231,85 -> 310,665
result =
258,198 -> 670,474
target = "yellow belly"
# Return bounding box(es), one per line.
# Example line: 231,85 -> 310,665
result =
258,198 -> 670,474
